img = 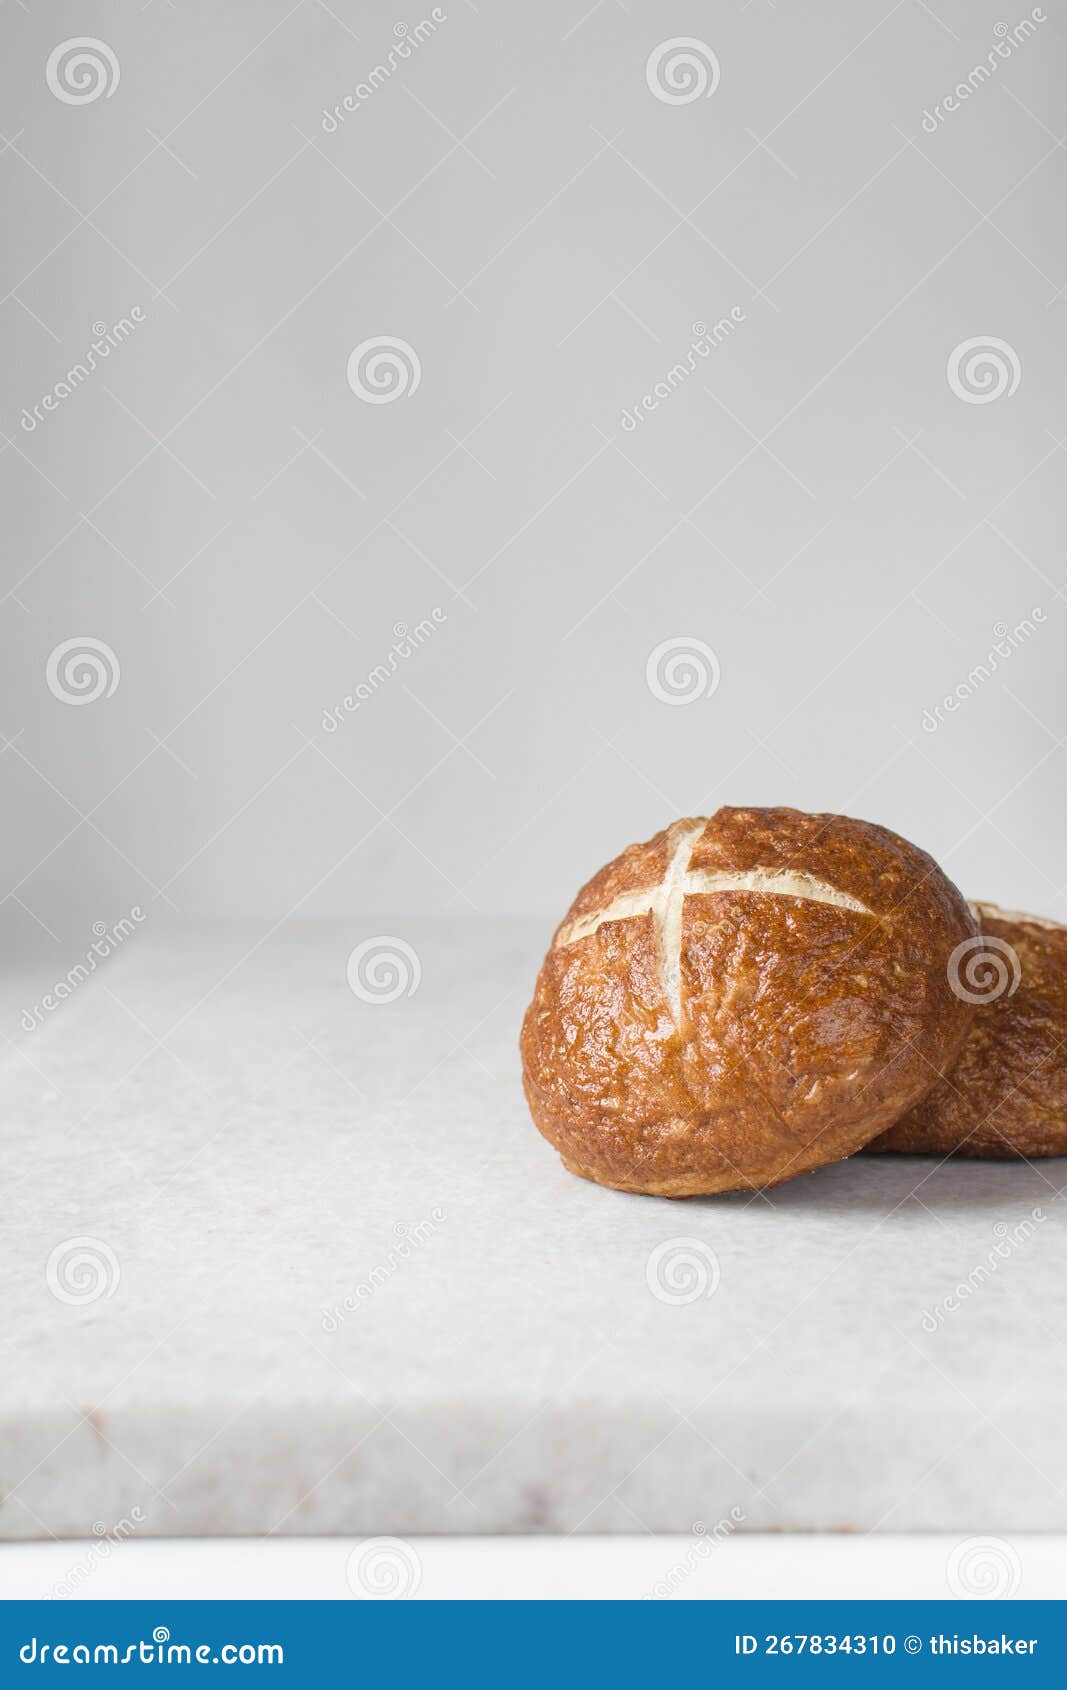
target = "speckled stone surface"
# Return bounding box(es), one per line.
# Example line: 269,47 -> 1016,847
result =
3,921 -> 1065,1539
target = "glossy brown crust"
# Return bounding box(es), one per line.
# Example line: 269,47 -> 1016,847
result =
521,806 -> 977,1196
868,904 -> 1067,1159
555,829 -> 672,943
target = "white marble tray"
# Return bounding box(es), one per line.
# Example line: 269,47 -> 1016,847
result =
3,921 -> 1065,1539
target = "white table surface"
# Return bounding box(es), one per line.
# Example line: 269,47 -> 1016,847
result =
3,921 -> 1066,1541
4,1535 -> 1067,1601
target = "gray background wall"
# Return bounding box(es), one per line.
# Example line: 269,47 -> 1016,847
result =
2,0 -> 1064,1025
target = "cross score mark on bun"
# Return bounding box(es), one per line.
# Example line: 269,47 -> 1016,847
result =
553,817 -> 874,1024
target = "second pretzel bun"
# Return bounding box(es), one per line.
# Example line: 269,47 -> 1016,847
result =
520,806 -> 977,1196
868,902 -> 1067,1159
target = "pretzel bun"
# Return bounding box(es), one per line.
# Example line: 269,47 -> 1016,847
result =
869,902 -> 1067,1159
520,806 -> 976,1196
